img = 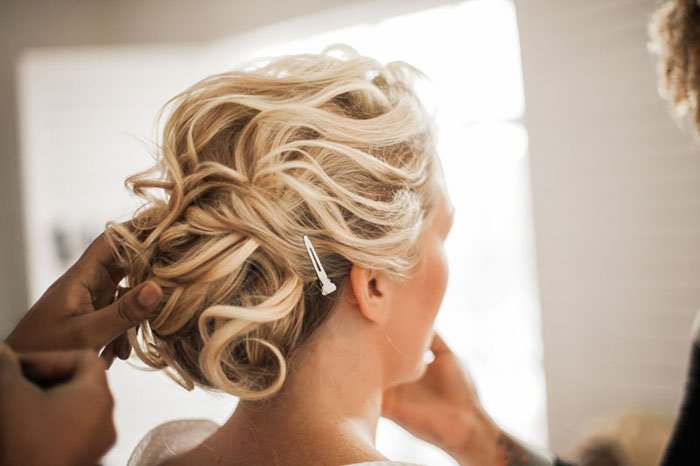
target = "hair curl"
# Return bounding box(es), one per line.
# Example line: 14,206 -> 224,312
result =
649,0 -> 700,129
105,45 -> 437,401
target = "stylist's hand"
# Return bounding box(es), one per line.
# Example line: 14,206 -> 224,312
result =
381,332 -> 520,466
0,343 -> 116,466
5,233 -> 162,368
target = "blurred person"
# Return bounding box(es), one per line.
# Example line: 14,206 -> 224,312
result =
649,1 -> 700,464
569,410 -> 673,466
649,0 -> 700,133
105,45 -> 569,466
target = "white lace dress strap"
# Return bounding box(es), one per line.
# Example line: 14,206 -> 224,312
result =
128,419 -> 428,466
345,462 -> 428,465
127,419 -> 219,466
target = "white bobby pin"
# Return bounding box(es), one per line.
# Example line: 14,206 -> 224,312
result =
303,235 -> 337,296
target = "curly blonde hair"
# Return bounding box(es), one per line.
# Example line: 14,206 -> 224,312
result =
105,46 -> 437,401
649,0 -> 700,129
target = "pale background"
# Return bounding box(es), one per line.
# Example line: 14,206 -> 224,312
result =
2,0 -> 699,465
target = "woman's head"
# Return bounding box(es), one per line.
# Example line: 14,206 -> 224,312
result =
106,45 -> 446,401
346,159 -> 453,386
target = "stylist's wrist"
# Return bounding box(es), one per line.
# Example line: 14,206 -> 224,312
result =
444,407 -> 502,466
449,408 -> 556,466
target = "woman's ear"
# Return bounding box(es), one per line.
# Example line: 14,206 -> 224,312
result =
347,264 -> 390,324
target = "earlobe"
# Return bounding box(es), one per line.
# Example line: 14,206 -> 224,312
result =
348,264 -> 387,324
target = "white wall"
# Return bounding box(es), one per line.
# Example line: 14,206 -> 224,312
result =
515,0 -> 700,453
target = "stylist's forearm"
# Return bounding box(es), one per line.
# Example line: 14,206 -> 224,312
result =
443,408 -> 501,466
445,409 -> 555,466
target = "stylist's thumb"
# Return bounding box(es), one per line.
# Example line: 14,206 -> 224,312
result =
79,281 -> 163,349
0,343 -> 21,387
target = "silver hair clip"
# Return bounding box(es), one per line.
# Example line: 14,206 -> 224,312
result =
303,235 -> 337,296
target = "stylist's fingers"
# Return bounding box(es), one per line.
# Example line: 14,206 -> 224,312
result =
75,232 -> 125,284
99,333 -> 130,370
72,233 -> 125,309
114,333 -> 131,360
38,349 -> 111,398
100,344 -> 116,369
57,349 -> 118,458
0,343 -> 21,378
19,350 -> 84,386
74,280 -> 162,349
68,349 -> 108,385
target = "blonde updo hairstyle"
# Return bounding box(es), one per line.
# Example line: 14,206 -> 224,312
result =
106,46 -> 437,401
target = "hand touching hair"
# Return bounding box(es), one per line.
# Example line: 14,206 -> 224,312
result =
105,46 -> 437,401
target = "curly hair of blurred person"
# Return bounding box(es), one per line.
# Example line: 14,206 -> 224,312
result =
649,0 -> 700,130
104,45 -> 437,402
569,410 -> 673,466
